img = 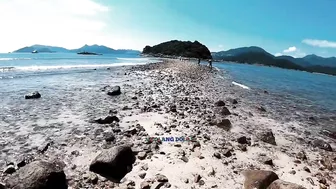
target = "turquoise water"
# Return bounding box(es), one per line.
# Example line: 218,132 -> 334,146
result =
214,62 -> 336,112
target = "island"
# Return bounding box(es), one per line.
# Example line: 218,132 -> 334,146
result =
77,52 -> 102,55
142,40 -> 212,59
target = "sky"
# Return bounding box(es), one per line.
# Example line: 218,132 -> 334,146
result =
1,0 -> 336,57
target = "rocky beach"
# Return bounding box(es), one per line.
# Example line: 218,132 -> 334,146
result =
0,60 -> 335,189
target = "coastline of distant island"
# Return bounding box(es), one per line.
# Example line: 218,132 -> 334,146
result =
142,40 -> 336,76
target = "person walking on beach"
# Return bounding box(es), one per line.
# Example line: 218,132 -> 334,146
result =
198,58 -> 201,65
208,59 -> 212,69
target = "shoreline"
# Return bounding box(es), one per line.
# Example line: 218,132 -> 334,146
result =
0,60 -> 335,188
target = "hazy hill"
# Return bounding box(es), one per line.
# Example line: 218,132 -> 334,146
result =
14,45 -> 69,53
142,40 -> 212,59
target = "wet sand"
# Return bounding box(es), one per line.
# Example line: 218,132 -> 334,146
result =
0,60 -> 335,188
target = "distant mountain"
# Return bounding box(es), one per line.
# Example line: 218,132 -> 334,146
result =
71,44 -> 116,54
13,44 -> 140,54
142,40 -> 211,59
302,54 -> 336,67
212,46 -> 270,59
213,46 -> 336,76
14,44 -> 69,53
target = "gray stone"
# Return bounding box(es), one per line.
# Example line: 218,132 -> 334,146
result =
151,182 -> 165,189
5,160 -> 67,189
215,100 -> 225,106
139,172 -> 146,179
107,86 -> 121,96
155,174 -> 168,182
257,130 -> 276,145
89,145 -> 136,182
267,179 -> 307,189
138,152 -> 147,160
25,91 -> 41,99
4,165 -> 15,174
194,174 -> 201,183
311,139 -> 332,151
220,107 -> 231,116
140,181 -> 150,189
216,119 -> 232,131
242,170 -> 278,189
94,115 -> 120,124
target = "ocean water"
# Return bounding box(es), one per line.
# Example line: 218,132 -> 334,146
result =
0,54 -> 335,131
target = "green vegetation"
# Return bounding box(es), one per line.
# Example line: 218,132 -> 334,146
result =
142,40 -> 212,59
213,47 -> 336,76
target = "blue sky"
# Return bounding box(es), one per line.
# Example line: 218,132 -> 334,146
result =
1,0 -> 336,57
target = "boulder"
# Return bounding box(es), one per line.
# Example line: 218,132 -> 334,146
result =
89,145 -> 136,182
295,151 -> 307,161
319,129 -> 336,140
24,91 -> 41,99
242,170 -> 278,189
311,139 -> 332,151
3,165 -> 16,174
107,86 -> 121,96
267,180 -> 306,189
215,100 -> 225,107
237,136 -> 248,144
220,107 -> 231,116
257,130 -> 276,145
5,160 -> 67,189
257,106 -> 267,112
155,174 -> 168,182
94,115 -> 120,124
216,119 -> 232,131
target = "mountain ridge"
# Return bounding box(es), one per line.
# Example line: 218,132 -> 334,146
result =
13,44 -> 140,54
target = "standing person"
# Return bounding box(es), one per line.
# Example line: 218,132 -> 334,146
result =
198,58 -> 201,65
208,59 -> 212,69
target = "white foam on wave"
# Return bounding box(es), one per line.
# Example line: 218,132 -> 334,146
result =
232,81 -> 250,89
0,58 -> 32,61
14,62 -> 149,71
117,57 -> 150,61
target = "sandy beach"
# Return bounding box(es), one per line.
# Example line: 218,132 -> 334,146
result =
0,60 -> 335,189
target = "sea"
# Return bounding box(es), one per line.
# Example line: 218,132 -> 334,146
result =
0,53 -> 335,131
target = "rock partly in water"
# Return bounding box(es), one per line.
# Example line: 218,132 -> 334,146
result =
5,160 -> 67,189
94,115 -> 120,124
3,165 -> 16,174
24,91 -> 41,99
267,179 -> 307,189
107,86 -> 121,96
257,130 -> 277,145
242,170 -> 278,189
89,145 -> 136,182
311,139 -> 333,151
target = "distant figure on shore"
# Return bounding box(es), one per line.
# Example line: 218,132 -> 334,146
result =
198,58 -> 201,65
208,59 -> 212,69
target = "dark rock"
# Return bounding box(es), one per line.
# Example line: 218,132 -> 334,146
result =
213,152 -> 221,159
155,174 -> 168,182
215,100 -> 225,107
303,166 -> 310,173
107,86 -> 121,96
0,183 -> 4,189
141,163 -> 149,171
4,165 -> 15,174
95,115 -> 120,124
242,170 -> 279,189
257,130 -> 276,145
5,160 -> 67,189
223,149 -> 232,157
84,173 -> 98,184
238,144 -> 247,151
104,133 -> 115,142
257,106 -> 267,112
109,109 -> 118,114
237,136 -> 248,144
216,119 -> 232,131
139,172 -> 146,179
38,142 -> 52,153
232,99 -> 238,104
131,96 -> 138,100
199,180 -> 205,186
220,107 -> 231,116
164,182 -> 171,188
17,158 -> 26,168
140,181 -> 151,189
24,91 -> 41,99
263,157 -> 273,166
194,174 -> 201,183
311,139 -> 332,151
181,156 -> 188,163
296,151 -> 307,161
267,179 -> 306,189
138,152 -> 147,160
89,145 -> 136,182
151,182 -> 165,189
289,170 -> 296,175
169,104 -> 177,112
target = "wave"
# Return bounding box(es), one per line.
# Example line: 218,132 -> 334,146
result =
0,58 -> 32,61
117,57 -> 150,61
232,81 -> 250,89
10,62 -> 149,71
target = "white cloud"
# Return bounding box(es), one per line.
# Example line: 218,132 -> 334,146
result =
275,46 -> 306,58
218,44 -> 224,48
302,39 -> 336,48
283,46 -> 297,53
0,0 -> 112,52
